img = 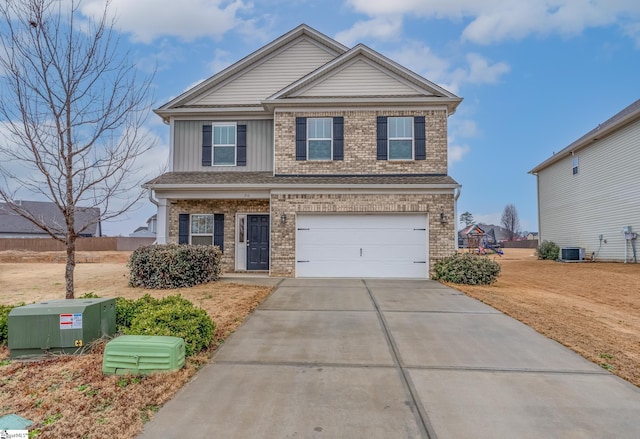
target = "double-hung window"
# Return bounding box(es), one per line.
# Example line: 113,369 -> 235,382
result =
190,214 -> 214,245
213,123 -> 236,166
572,156 -> 579,175
202,123 -> 246,167
388,117 -> 414,160
307,118 -> 332,160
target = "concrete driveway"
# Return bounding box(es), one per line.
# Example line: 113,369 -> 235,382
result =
139,279 -> 640,438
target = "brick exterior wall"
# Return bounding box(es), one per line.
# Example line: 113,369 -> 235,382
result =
168,199 -> 270,272
274,109 -> 448,175
270,192 -> 456,277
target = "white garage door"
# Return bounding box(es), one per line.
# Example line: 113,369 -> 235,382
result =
296,214 -> 428,278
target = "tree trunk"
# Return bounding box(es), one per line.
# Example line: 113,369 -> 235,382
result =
65,236 -> 76,299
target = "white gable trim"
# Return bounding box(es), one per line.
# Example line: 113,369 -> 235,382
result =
267,44 -> 458,101
155,24 -> 347,113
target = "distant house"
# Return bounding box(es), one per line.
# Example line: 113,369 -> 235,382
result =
527,232 -> 539,241
129,215 -> 157,237
476,224 -> 511,242
0,201 -> 101,238
529,98 -> 640,262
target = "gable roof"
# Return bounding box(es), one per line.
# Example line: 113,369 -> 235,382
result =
530,98 -> 640,174
0,201 -> 101,237
154,24 -> 461,120
265,44 -> 461,113
154,24 -> 348,121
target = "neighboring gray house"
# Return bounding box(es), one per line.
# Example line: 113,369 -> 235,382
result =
146,24 -> 462,278
130,214 -> 157,237
0,201 -> 102,238
529,98 -> 640,262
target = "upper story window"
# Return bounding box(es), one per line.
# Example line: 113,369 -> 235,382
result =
377,116 -> 426,161
296,117 -> 343,161
202,123 -> 246,167
307,118 -> 333,160
213,124 -> 236,166
572,156 -> 579,175
388,117 -> 413,160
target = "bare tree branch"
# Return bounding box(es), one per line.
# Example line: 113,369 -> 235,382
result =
0,0 -> 156,298
500,203 -> 521,241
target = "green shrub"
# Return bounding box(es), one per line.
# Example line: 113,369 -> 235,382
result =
115,295 -> 159,332
128,244 -> 222,289
0,303 -> 24,345
433,253 -> 501,285
125,295 -> 215,356
537,240 -> 560,260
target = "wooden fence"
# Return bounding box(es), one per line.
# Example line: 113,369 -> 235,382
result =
501,239 -> 539,249
0,237 -> 155,252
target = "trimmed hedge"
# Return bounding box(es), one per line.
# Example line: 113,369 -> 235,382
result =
124,295 -> 215,357
128,244 -> 222,289
537,240 -> 560,261
433,253 -> 501,285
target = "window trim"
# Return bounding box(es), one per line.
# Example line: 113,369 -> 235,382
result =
572,156 -> 579,175
212,122 -> 237,166
387,116 -> 414,161
190,214 -> 214,245
306,117 -> 333,161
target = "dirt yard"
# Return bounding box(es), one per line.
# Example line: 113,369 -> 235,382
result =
0,251 -> 273,439
450,248 -> 640,388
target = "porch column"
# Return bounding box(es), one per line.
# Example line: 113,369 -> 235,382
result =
156,197 -> 168,244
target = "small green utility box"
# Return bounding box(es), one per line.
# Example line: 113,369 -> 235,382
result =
8,298 -> 116,359
102,335 -> 185,375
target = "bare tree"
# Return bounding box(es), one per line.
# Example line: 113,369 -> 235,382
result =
459,211 -> 474,228
500,203 -> 521,241
0,0 -> 155,298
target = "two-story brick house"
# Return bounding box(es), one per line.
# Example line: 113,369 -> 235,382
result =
147,24 -> 462,278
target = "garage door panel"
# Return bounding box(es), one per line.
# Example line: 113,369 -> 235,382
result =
296,214 -> 428,278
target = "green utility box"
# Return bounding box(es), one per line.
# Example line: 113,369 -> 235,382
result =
102,335 -> 185,375
8,298 -> 116,359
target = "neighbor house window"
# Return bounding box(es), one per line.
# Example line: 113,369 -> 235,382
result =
307,118 -> 332,160
388,117 -> 413,160
190,214 -> 214,245
572,156 -> 579,175
213,124 -> 236,165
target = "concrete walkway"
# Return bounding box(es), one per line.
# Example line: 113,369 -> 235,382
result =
139,279 -> 640,438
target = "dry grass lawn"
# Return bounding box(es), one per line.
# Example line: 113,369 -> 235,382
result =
0,251 -> 273,439
449,248 -> 640,388
1,248 -> 640,437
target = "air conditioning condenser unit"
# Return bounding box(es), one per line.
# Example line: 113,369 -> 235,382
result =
561,247 -> 585,261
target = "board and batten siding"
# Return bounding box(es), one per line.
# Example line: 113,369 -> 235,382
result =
173,120 -> 273,172
537,119 -> 640,261
295,59 -> 424,97
190,38 -> 336,106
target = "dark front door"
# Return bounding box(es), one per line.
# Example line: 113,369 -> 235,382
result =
247,215 -> 269,270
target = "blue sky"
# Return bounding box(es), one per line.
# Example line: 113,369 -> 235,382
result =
18,0 -> 640,235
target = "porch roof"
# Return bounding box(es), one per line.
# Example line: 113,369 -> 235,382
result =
144,171 -> 459,190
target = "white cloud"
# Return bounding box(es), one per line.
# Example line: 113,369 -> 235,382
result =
448,144 -> 470,164
345,0 -> 640,45
335,16 -> 403,46
449,53 -> 510,89
450,119 -> 480,138
79,0 -> 249,43
208,48 -> 235,74
389,42 -> 510,93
